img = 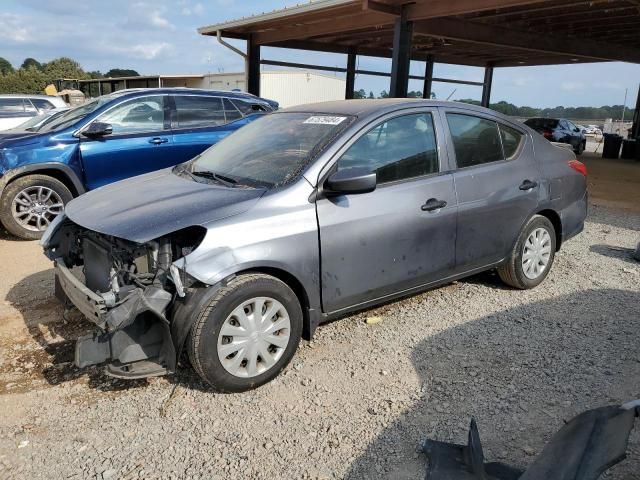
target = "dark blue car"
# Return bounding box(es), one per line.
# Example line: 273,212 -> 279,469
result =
0,88 -> 277,239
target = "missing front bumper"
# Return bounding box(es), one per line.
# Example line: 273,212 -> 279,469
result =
54,260 -> 176,377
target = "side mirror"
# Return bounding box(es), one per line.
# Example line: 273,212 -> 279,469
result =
82,122 -> 113,137
324,167 -> 376,195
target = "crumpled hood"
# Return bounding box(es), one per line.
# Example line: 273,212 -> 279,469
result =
65,168 -> 266,243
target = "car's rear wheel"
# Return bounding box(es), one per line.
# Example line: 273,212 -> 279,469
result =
0,175 -> 73,240
498,215 -> 556,289
188,273 -> 302,392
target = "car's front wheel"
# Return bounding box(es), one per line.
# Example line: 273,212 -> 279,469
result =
0,174 -> 73,240
188,273 -> 302,392
498,215 -> 557,289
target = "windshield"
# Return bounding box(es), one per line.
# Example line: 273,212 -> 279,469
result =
14,113 -> 51,130
189,112 -> 354,188
40,98 -> 106,132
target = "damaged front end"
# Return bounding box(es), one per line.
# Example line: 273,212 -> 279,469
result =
42,215 -> 206,379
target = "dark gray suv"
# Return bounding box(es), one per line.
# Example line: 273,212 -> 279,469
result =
42,99 -> 588,392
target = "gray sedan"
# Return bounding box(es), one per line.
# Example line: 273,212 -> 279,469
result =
42,99 -> 587,392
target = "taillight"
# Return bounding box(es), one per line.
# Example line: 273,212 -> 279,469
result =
568,159 -> 587,176
543,129 -> 553,139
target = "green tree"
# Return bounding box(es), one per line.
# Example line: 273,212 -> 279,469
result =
21,58 -> 42,71
368,91 -> 375,99
353,88 -> 367,99
42,57 -> 86,80
379,90 -> 389,98
0,57 -> 14,75
105,68 -> 139,77
0,68 -> 47,94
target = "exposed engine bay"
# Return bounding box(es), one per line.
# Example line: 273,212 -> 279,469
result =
43,217 -> 206,379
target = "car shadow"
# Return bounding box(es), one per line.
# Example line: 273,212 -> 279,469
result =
0,224 -> 21,241
590,244 -> 639,265
458,269 -> 513,290
6,269 -> 149,392
344,288 -> 640,479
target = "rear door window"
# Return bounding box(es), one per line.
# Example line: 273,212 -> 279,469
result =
337,112 -> 439,184
174,95 -> 225,128
446,113 -> 503,168
31,98 -> 56,111
498,124 -> 524,159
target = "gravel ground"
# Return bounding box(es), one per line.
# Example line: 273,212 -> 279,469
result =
1,198 -> 639,478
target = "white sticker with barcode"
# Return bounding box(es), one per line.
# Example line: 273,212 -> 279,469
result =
303,116 -> 347,125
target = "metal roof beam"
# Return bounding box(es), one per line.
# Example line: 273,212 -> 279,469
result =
405,0 -> 551,20
253,11 -> 391,45
413,17 -> 640,63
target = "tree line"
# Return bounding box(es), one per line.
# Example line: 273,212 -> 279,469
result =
0,56 -> 139,94
353,88 -> 635,120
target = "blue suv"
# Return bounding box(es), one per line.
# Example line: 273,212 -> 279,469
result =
0,88 -> 277,239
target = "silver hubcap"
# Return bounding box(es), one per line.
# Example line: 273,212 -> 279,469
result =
522,227 -> 552,279
11,186 -> 64,232
217,297 -> 291,378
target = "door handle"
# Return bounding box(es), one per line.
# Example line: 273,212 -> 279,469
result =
149,137 -> 168,145
421,198 -> 447,212
519,180 -> 538,191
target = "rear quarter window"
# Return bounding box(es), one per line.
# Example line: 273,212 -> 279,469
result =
31,99 -> 56,111
499,124 -> 524,159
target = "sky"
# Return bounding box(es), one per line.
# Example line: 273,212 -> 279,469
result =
1,0 -> 639,108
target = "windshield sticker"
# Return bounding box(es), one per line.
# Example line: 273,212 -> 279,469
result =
303,116 -> 347,125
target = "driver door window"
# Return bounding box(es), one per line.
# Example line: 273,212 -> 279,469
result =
337,113 -> 439,183
96,96 -> 165,135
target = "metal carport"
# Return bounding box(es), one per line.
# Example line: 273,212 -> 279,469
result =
199,0 -> 640,136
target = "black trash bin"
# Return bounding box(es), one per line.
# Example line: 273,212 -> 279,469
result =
602,133 -> 623,159
621,139 -> 637,159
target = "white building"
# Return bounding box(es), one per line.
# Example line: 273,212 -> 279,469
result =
80,71 -> 346,108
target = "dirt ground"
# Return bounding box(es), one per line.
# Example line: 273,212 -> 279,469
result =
0,149 -> 639,479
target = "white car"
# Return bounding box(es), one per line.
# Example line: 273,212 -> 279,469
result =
0,95 -> 68,131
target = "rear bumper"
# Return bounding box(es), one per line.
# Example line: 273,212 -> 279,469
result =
561,190 -> 588,245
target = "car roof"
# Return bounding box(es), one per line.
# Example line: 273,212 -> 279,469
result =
0,94 -> 66,99
281,98 -> 509,120
103,88 -> 270,102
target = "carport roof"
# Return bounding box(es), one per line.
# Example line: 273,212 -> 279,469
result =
198,0 -> 640,67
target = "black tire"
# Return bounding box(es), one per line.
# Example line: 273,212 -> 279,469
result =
0,174 -> 73,240
574,140 -> 585,155
498,215 -> 557,290
188,273 -> 302,393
